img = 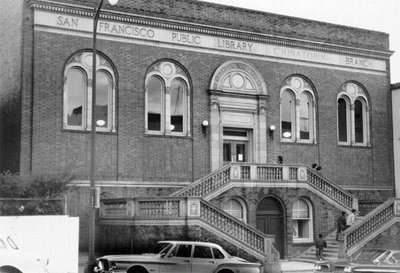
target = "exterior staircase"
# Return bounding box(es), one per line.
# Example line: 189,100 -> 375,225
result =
297,231 -> 340,262
98,163 -> 400,267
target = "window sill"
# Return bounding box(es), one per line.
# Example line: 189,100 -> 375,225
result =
293,239 -> 314,245
145,133 -> 192,139
62,128 -> 116,134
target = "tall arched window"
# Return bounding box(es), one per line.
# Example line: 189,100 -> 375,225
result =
337,82 -> 370,146
63,51 -> 116,132
292,199 -> 313,243
280,76 -> 316,143
145,61 -> 191,136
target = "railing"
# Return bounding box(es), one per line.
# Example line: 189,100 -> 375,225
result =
307,169 -> 357,210
100,197 -> 280,262
199,200 -> 279,262
343,198 -> 400,255
171,165 -> 231,197
171,163 -> 357,211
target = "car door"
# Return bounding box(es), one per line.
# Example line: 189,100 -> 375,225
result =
159,243 -> 192,273
191,245 -> 216,273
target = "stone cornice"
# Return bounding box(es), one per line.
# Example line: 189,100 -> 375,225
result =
31,0 -> 393,60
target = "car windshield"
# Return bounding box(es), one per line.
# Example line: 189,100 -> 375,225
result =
151,242 -> 173,255
6,236 -> 19,250
355,250 -> 387,262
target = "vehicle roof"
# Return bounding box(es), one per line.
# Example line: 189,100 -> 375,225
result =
157,240 -> 222,248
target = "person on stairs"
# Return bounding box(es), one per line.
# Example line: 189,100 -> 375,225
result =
336,211 -> 347,241
315,233 -> 327,261
346,209 -> 357,229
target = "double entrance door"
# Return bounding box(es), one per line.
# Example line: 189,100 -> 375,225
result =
222,129 -> 250,164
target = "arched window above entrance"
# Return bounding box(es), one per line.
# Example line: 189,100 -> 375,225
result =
210,61 -> 267,95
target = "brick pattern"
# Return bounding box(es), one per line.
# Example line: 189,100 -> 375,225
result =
47,0 -> 389,51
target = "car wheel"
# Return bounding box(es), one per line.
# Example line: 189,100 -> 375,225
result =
127,266 -> 148,273
217,269 -> 234,273
0,266 -> 23,273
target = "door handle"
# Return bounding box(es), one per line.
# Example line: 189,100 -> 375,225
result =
208,261 -> 215,263
183,260 -> 190,263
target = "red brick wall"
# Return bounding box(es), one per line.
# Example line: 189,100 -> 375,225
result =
48,0 -> 389,51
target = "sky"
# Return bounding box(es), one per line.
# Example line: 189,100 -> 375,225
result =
202,0 -> 400,83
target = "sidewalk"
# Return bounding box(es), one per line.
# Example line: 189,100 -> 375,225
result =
78,252 -> 88,273
280,260 -> 315,273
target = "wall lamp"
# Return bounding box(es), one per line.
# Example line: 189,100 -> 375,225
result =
202,120 -> 209,135
269,125 -> 276,139
311,163 -> 322,171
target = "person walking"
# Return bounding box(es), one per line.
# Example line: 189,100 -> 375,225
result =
336,211 -> 347,240
315,234 -> 327,261
346,209 -> 357,229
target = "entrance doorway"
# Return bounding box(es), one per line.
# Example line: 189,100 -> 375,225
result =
256,197 -> 285,258
222,129 -> 250,164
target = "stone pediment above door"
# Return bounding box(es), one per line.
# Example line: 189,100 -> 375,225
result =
210,60 -> 267,96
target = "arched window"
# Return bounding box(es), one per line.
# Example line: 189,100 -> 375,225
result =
63,51 -> 116,132
145,61 -> 190,135
222,198 -> 246,222
280,76 -> 316,143
292,199 -> 313,243
337,82 -> 370,146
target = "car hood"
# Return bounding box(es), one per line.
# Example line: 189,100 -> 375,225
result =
99,253 -> 161,261
230,256 -> 261,266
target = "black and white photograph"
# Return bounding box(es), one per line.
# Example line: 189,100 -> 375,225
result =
1,0 -> 399,272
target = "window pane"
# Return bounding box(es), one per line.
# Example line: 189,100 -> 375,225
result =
354,100 -> 364,143
223,143 -> 231,162
96,71 -> 110,128
292,200 -> 309,219
296,219 -> 310,238
66,68 -> 85,126
338,98 -> 348,142
299,93 -> 310,140
147,77 -> 163,131
174,244 -> 192,258
223,200 -> 243,219
281,90 -> 294,139
170,79 -> 185,132
212,248 -> 225,259
193,246 -> 213,259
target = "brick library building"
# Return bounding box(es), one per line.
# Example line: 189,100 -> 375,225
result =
1,0 -> 399,262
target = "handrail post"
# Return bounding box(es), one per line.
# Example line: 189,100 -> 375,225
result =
230,164 -> 241,180
250,165 -> 257,180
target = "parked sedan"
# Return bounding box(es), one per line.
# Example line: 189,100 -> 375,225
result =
313,249 -> 400,273
95,240 -> 262,273
0,234 -> 49,273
